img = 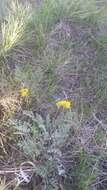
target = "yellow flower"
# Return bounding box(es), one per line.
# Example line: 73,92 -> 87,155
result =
19,88 -> 29,97
56,99 -> 72,109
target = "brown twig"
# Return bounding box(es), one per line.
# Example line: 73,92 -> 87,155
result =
0,166 -> 35,175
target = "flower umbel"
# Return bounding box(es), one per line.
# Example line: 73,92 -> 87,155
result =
56,99 -> 72,109
19,88 -> 29,97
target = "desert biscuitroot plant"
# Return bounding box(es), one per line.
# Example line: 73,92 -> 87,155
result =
11,110 -> 80,189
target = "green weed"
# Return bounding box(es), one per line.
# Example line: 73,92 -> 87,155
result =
74,149 -> 97,190
94,128 -> 105,144
15,63 -> 43,97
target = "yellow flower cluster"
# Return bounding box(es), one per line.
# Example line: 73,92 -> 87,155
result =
56,99 -> 72,109
19,88 -> 72,110
19,88 -> 29,97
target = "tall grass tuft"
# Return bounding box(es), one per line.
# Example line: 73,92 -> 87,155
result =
31,0 -> 107,51
0,0 -> 31,57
